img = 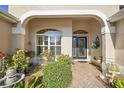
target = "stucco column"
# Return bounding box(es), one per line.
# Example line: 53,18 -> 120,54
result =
101,27 -> 106,61
61,27 -> 72,57
12,22 -> 25,51
103,25 -> 116,62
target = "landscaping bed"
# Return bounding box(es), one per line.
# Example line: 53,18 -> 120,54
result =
0,50 -> 72,88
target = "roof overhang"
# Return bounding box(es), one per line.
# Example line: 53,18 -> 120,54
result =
0,9 -> 18,23
107,9 -> 124,23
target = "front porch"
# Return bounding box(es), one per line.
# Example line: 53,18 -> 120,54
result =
12,10 -> 115,63
16,17 -> 103,62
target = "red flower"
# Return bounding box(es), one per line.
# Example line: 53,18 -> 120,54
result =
0,51 -> 6,60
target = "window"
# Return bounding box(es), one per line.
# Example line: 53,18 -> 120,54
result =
73,30 -> 88,34
36,29 -> 61,58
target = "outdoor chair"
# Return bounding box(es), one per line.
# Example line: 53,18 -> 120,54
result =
0,73 -> 25,88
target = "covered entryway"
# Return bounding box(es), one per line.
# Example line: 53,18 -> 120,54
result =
12,10 -> 115,62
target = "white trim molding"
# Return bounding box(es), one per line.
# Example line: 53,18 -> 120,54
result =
0,9 -> 18,23
19,10 -> 111,34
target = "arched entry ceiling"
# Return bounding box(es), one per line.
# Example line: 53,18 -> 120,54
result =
19,10 -> 110,33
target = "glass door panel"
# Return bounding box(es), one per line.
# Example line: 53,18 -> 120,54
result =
72,36 -> 87,59
72,37 -> 77,57
78,37 -> 87,58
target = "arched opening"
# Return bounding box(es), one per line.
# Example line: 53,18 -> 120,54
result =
13,10 -> 114,62
36,29 -> 61,58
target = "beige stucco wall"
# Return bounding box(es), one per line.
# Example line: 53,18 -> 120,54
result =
104,33 -> 116,59
9,5 -> 119,18
115,19 -> 124,66
90,19 -> 102,60
0,19 -> 13,53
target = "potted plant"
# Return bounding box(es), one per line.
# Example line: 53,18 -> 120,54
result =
40,50 -> 52,61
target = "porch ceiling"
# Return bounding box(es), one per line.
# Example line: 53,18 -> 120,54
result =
24,15 -> 103,28
20,10 -> 106,27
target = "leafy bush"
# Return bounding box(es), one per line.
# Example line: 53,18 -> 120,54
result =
56,54 -> 72,64
42,59 -> 72,88
12,49 -> 30,73
112,78 -> 124,88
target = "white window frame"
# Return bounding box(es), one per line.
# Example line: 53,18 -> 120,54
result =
35,31 -> 61,57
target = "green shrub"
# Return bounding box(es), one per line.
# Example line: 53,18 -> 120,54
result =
56,54 -> 72,64
112,78 -> 124,88
42,61 -> 72,88
12,49 -> 30,73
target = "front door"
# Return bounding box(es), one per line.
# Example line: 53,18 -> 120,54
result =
72,36 -> 87,59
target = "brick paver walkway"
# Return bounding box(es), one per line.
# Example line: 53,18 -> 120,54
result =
69,62 -> 108,88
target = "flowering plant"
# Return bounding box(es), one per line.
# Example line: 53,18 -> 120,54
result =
0,51 -> 6,60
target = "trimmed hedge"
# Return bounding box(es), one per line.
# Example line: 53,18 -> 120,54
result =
42,55 -> 72,88
56,54 -> 72,64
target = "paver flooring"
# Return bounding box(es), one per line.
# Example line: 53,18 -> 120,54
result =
69,62 -> 109,88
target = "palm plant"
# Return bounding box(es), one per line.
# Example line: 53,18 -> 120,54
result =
15,74 -> 43,88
